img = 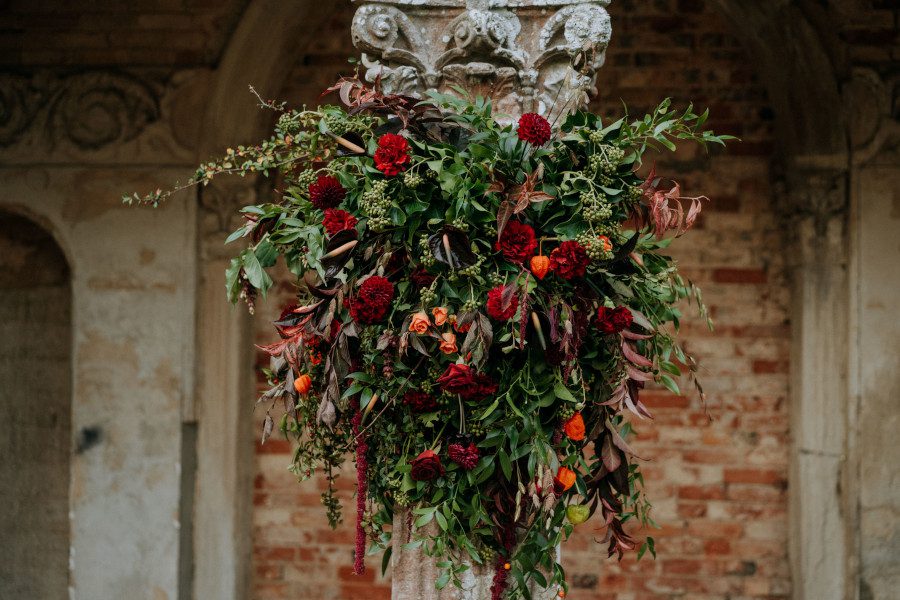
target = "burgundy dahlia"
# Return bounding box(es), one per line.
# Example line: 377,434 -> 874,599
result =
495,220 -> 537,264
448,442 -> 480,470
410,449 -> 444,482
517,112 -> 552,146
349,275 -> 394,324
486,285 -> 519,321
596,305 -> 633,335
403,390 -> 439,413
549,240 -> 589,280
322,208 -> 358,236
374,133 -> 410,176
308,175 -> 346,210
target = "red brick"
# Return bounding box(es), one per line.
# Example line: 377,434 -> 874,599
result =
724,468 -> 785,485
704,538 -> 731,555
752,359 -> 787,374
712,268 -> 768,284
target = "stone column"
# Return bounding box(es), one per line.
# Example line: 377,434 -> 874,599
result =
781,166 -> 851,600
351,1 -> 612,597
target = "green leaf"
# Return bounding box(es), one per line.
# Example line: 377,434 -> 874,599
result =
553,382 -> 577,403
499,449 -> 512,480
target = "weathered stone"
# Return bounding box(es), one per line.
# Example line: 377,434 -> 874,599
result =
352,0 -> 612,118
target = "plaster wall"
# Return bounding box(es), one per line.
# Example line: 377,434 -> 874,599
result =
0,168 -> 196,600
854,158 -> 900,600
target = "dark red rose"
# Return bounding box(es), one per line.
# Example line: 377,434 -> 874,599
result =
549,241 -> 589,280
437,364 -> 498,401
374,133 -> 410,176
410,449 -> 444,481
495,220 -> 537,264
486,285 -> 519,321
517,112 -> 552,146
596,306 -> 633,335
403,390 -> 438,413
448,442 -> 480,470
322,208 -> 358,236
349,275 -> 394,324
409,266 -> 436,288
308,175 -> 346,209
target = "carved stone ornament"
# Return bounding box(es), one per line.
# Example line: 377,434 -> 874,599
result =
351,0 -> 612,119
0,70 -> 161,150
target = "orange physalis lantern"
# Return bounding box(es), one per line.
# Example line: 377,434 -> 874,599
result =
530,255 -> 550,280
554,466 -> 576,491
563,412 -> 586,441
293,374 -> 312,395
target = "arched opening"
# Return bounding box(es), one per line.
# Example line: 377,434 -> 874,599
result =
0,210 -> 72,598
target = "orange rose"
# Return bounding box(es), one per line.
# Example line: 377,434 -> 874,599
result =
439,332 -> 457,355
432,306 -> 449,326
554,466 -> 576,492
409,311 -> 430,334
563,412 -> 585,441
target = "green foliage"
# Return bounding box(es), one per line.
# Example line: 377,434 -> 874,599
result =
133,77 -> 729,598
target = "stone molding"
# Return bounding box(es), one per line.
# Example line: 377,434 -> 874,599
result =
351,0 -> 612,118
0,69 -> 207,165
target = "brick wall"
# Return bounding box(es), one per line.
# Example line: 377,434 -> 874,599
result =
252,1 -> 790,599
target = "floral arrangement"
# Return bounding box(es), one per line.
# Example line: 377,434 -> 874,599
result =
130,77 -> 729,598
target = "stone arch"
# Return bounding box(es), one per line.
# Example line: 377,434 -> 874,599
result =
192,3 -> 345,600
0,209 -> 73,599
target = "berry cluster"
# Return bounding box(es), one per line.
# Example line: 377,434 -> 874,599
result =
403,170 -> 423,188
581,191 -> 613,224
575,232 -> 614,263
360,180 -> 392,231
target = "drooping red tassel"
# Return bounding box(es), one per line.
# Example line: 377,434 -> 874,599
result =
490,559 -> 508,600
351,397 -> 368,575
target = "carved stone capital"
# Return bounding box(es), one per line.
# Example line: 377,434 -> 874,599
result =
199,178 -> 259,253
351,0 -> 612,119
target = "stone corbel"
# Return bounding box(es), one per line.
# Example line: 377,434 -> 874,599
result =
198,177 -> 261,255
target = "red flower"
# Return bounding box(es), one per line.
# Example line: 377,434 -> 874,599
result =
436,364 -> 498,401
374,133 -> 410,176
409,266 -> 436,288
410,449 -> 444,481
349,276 -> 394,324
549,241 -> 589,280
486,285 -> 519,321
495,220 -> 537,264
595,306 -> 633,335
448,442 -> 480,470
322,208 -> 358,236
308,175 -> 346,209
403,390 -> 438,413
517,112 -> 551,146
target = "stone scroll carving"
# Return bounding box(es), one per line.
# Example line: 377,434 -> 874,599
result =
0,71 -> 160,150
351,0 -> 612,118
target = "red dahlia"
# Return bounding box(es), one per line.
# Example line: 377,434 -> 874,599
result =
549,241 -> 589,280
495,220 -> 537,264
374,133 -> 410,176
596,305 -> 633,335
308,175 -> 346,209
403,390 -> 438,413
349,275 -> 394,324
322,208 -> 358,236
517,112 -> 552,146
448,442 -> 480,470
486,285 -> 519,321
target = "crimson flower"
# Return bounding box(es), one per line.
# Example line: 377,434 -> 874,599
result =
437,364 -> 498,401
349,276 -> 394,324
403,390 -> 438,413
517,113 -> 551,146
409,266 -> 436,288
410,449 -> 444,481
595,306 -> 633,335
322,208 -> 358,236
448,442 -> 480,470
486,285 -> 519,321
495,220 -> 537,264
308,175 -> 346,209
549,241 -> 589,280
374,133 -> 410,176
